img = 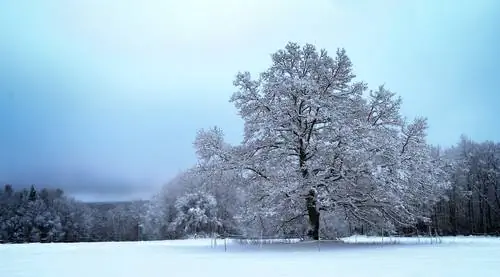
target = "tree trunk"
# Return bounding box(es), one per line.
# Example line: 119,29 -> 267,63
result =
306,189 -> 320,240
467,176 -> 474,234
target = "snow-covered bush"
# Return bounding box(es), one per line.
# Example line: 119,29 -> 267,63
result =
170,192 -> 222,237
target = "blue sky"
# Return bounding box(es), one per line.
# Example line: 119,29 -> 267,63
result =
1,0 -> 499,201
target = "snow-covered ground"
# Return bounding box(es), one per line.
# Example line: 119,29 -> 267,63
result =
1,236 -> 499,277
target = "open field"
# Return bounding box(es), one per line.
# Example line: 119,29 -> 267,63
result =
1,236 -> 499,277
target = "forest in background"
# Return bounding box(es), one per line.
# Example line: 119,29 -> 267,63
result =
1,42 -> 499,243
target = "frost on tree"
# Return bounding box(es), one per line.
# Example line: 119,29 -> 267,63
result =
195,42 -> 443,239
170,192 -> 222,238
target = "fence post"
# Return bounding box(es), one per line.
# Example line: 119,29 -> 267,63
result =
260,230 -> 263,249
381,227 -> 384,244
317,229 -> 321,252
211,233 -> 216,248
224,237 -> 227,252
428,225 -> 432,244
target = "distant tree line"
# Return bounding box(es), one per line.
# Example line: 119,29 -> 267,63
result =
431,137 -> 500,236
2,42 -> 499,244
0,185 -> 147,243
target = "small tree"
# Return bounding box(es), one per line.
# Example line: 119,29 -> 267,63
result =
170,192 -> 222,238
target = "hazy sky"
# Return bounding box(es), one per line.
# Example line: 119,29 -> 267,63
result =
1,0 -> 499,202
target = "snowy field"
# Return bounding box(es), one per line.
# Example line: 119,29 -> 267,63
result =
1,236 -> 499,277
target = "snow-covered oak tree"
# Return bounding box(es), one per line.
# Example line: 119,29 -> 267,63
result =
195,42 -> 443,239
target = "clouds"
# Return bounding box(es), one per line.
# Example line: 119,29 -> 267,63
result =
0,0 -> 499,201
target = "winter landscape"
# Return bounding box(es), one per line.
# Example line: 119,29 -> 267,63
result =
1,1 -> 499,277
